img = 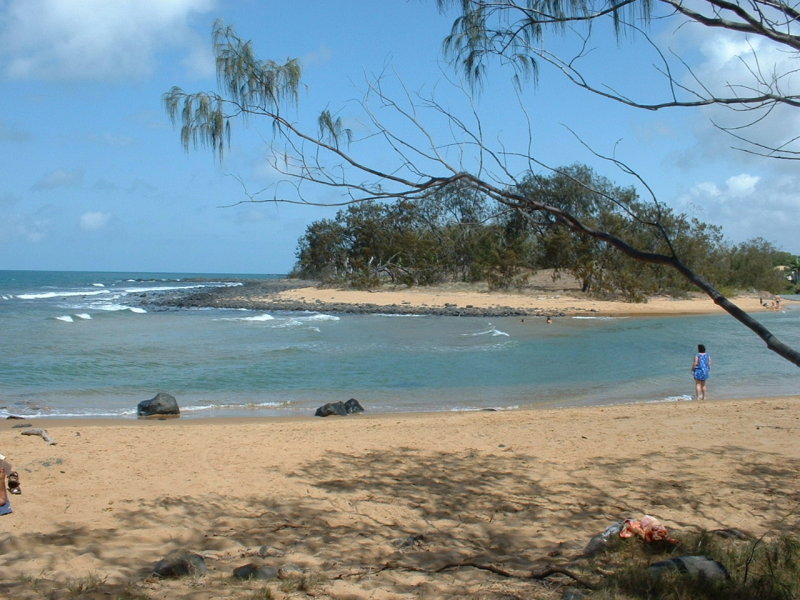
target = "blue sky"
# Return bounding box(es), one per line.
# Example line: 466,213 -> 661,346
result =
1,0 -> 798,274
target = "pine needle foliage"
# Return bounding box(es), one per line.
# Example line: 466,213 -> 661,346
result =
437,0 -> 652,88
163,19 -> 301,161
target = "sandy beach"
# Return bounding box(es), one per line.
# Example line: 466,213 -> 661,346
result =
2,283 -> 797,598
2,397 -> 799,599
271,285 -> 777,317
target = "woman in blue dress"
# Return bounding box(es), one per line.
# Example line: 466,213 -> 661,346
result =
691,344 -> 711,401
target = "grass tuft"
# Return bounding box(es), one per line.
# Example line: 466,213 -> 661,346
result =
586,531 -> 800,599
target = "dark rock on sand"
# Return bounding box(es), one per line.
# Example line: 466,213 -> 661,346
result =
648,555 -> 730,580
232,563 -> 279,580
277,564 -> 304,579
394,534 -> 425,548
153,551 -> 207,578
315,398 -> 365,417
137,392 -> 180,418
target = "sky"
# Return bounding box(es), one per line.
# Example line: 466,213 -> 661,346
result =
1,0 -> 798,274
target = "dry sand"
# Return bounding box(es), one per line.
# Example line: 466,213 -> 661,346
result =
2,397 -> 800,599
272,284 -> 780,317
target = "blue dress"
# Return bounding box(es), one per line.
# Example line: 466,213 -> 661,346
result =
693,353 -> 710,381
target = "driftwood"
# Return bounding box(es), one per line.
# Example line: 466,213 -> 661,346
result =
360,560 -> 598,590
21,428 -> 56,445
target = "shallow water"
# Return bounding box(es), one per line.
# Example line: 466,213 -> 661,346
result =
1,270 -> 797,419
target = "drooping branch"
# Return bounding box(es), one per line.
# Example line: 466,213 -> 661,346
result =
437,0 -> 800,158
257,107 -> 800,366
164,23 -> 800,368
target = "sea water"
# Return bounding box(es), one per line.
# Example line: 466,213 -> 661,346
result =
0,270 -> 797,419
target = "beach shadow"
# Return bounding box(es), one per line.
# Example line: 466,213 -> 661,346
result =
2,443 -> 799,599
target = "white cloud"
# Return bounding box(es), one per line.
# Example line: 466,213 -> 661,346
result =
677,172 -> 800,252
79,211 -> 112,231
32,168 -> 84,190
14,217 -> 49,242
0,192 -> 49,242
0,0 -> 215,81
693,181 -> 721,198
670,24 -> 800,165
725,173 -> 760,196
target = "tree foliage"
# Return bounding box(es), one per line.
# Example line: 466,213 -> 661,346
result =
293,182 -> 529,288
293,165 -> 790,299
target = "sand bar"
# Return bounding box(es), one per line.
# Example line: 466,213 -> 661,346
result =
2,397 -> 799,598
272,285 -> 779,316
152,273 -> 791,317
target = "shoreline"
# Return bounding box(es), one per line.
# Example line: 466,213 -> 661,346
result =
2,396 -> 799,598
9,393 -> 798,428
147,276 -> 786,317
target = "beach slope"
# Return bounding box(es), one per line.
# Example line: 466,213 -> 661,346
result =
2,397 -> 799,598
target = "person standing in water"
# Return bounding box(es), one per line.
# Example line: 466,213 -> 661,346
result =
691,344 -> 711,400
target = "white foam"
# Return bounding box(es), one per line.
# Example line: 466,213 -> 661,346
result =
572,316 -> 627,320
463,326 -> 510,337
120,281 -> 242,294
449,405 -> 520,412
302,313 -> 340,321
274,318 -> 304,329
18,290 -> 108,300
660,394 -> 695,403
75,313 -> 92,320
55,315 -> 74,322
92,304 -> 146,313
216,313 -> 276,323
180,400 -> 287,413
121,284 -> 207,294
245,313 -> 275,321
92,283 -> 105,287
4,407 -> 139,418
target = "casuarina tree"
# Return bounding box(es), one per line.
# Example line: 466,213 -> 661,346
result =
165,16 -> 800,367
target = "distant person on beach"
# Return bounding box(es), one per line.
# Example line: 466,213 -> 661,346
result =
691,344 -> 711,401
0,453 -> 20,498
0,464 -> 12,515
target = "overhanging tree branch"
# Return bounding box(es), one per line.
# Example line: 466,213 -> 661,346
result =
437,0 -> 800,159
164,22 -> 800,368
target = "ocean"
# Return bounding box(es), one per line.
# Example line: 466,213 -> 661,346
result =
0,270 -> 797,419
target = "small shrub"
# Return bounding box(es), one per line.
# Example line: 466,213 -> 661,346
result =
65,573 -> 107,597
590,531 -> 800,600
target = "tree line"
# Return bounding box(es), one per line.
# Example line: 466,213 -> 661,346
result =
292,164 -> 795,300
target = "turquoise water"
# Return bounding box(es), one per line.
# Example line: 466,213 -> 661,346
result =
0,270 -> 797,419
